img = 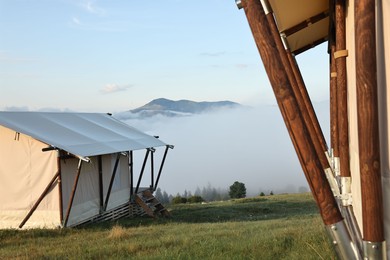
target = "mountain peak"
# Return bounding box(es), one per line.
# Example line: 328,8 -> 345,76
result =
118,98 -> 241,119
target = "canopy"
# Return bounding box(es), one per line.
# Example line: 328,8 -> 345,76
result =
0,111 -> 166,157
269,0 -> 329,54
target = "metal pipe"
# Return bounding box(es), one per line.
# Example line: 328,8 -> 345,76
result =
103,153 -> 120,211
63,159 -> 83,227
326,220 -> 360,260
19,171 -> 60,228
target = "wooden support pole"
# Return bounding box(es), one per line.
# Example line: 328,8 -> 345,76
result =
355,0 -> 384,243
330,43 -> 340,157
98,155 -> 103,211
263,5 -> 330,170
135,149 -> 150,194
130,151 -> 134,197
150,149 -> 154,190
57,156 -> 64,224
19,171 -> 60,228
104,153 -> 120,211
240,0 -> 342,225
335,0 -> 351,178
63,159 -> 83,227
154,145 -> 170,191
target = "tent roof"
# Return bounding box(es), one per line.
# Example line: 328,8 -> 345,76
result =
269,0 -> 329,54
0,111 -> 166,157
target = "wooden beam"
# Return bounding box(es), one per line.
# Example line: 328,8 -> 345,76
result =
265,4 -> 330,170
98,155 -> 103,211
335,0 -> 350,178
355,0 -> 384,243
330,43 -> 339,157
19,171 -> 60,228
240,0 -> 342,225
63,159 -> 83,227
104,153 -> 120,211
57,156 -> 64,224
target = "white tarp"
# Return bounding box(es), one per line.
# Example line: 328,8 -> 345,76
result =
0,112 -> 169,228
0,112 -> 166,157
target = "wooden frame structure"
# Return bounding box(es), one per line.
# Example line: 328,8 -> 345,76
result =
236,0 -> 388,259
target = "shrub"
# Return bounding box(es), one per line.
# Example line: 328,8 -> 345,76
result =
187,195 -> 204,203
172,196 -> 187,204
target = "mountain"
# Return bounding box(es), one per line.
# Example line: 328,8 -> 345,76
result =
116,98 -> 242,119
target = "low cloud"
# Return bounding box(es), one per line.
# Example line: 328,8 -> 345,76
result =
235,63 -> 249,69
100,83 -> 132,94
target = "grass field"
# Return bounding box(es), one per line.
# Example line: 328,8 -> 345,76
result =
0,193 -> 336,259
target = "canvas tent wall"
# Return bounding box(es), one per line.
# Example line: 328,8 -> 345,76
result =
0,112 -> 169,228
236,0 -> 389,259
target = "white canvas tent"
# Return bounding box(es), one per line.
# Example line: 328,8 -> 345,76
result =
0,111 -> 171,228
236,0 -> 389,259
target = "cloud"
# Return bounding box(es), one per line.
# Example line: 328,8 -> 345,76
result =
0,51 -> 36,64
72,17 -> 82,25
199,51 -> 226,57
100,84 -> 132,94
82,0 -> 106,15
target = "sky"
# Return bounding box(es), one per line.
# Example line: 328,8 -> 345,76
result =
0,1 -> 332,196
0,0 -> 329,113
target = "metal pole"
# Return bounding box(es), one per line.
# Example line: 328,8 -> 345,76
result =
355,0 -> 386,257
63,159 -> 83,227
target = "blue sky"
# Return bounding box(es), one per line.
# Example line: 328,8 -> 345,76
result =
0,0 -> 329,113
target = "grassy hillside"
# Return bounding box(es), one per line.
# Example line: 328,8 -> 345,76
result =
0,193 -> 336,259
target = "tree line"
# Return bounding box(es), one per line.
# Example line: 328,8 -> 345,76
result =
154,181 -> 248,204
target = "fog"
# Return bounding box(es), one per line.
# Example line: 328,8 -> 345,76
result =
122,102 -> 330,197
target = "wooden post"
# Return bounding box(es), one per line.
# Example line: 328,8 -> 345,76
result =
335,0 -> 350,178
263,5 -> 330,170
240,0 -> 342,225
154,145 -> 171,191
330,43 -> 339,158
57,156 -> 64,224
355,0 -> 384,243
104,153 -> 120,211
98,155 -> 103,211
130,151 -> 134,197
135,149 -> 150,194
150,149 -> 154,190
63,159 -> 83,227
19,171 -> 60,228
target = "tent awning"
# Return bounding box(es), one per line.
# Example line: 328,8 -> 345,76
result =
0,111 -> 167,157
269,0 -> 329,54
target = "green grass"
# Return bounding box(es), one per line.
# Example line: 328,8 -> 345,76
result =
0,193 -> 336,259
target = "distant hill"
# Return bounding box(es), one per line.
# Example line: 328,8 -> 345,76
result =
116,98 -> 242,119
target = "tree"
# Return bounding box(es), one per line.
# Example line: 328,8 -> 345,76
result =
229,181 -> 246,199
